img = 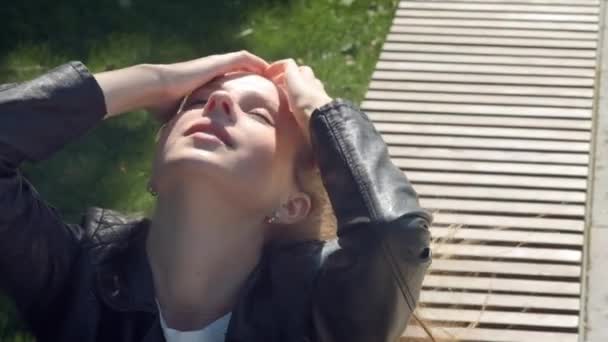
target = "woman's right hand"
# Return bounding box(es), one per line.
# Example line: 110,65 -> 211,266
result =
96,51 -> 268,120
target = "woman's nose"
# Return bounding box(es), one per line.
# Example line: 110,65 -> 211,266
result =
204,91 -> 236,123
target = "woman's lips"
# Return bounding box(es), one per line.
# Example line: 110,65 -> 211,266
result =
184,121 -> 233,148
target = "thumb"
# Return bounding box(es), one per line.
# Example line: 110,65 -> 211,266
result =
284,59 -> 304,94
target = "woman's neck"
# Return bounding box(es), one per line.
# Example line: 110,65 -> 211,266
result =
146,182 -> 266,331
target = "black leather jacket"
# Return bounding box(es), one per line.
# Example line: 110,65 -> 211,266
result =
0,62 -> 432,342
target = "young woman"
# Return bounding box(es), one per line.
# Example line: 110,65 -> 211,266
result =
0,51 -> 432,342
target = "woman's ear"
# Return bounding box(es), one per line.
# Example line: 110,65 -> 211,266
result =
276,191 -> 311,225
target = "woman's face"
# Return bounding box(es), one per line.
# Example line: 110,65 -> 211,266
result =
152,73 -> 303,211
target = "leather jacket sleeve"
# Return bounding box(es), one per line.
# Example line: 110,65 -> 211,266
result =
0,62 -> 106,321
309,100 -> 432,342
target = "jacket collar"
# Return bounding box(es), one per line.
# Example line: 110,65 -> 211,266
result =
94,217 -> 158,313
88,206 -> 327,340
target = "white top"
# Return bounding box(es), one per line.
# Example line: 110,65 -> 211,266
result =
156,300 -> 232,342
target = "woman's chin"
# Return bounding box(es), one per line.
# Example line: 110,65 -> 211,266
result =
160,152 -> 227,177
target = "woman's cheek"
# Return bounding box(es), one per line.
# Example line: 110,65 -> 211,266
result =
240,132 -> 278,177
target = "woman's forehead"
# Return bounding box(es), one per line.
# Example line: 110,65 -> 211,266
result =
195,73 -> 280,101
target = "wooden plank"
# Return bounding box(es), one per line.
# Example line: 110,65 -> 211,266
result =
432,213 -> 584,232
386,34 -> 597,50
423,275 -> 580,295
367,92 -> 592,109
370,0 -> 594,335
405,0 -> 597,3
404,325 -> 578,342
419,290 -> 580,311
419,184 -> 586,203
416,308 -> 578,328
379,52 -> 597,68
407,171 -> 587,191
371,70 -> 595,87
430,226 -> 584,245
369,79 -> 595,97
421,198 -> 585,217
396,10 -> 598,23
394,158 -> 588,177
399,2 -> 600,14
388,146 -> 590,165
364,100 -> 592,118
393,17 -> 599,31
430,243 -> 582,262
376,59 -> 595,78
383,135 -> 590,153
430,259 -> 581,278
384,42 -> 597,58
367,112 -> 592,130
389,25 -> 598,41
403,0 -> 598,5
375,122 -> 591,140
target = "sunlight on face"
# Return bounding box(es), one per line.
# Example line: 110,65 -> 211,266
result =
152,73 -> 304,212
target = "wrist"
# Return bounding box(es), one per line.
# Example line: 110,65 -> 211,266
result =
311,96 -> 332,112
141,63 -> 173,99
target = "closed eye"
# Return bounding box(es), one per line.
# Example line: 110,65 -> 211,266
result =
249,111 -> 274,126
190,97 -> 274,126
183,98 -> 208,111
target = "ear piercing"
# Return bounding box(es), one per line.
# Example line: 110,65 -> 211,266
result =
265,212 -> 279,224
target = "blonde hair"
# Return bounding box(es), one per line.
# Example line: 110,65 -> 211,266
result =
291,142 -> 337,241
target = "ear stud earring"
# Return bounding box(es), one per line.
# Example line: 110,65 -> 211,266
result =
265,212 -> 279,224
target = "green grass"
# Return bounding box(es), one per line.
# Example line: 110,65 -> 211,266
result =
0,0 -> 397,339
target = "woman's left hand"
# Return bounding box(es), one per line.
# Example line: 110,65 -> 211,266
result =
265,59 -> 332,141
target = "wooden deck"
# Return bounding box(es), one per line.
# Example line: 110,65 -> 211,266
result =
361,0 -> 601,340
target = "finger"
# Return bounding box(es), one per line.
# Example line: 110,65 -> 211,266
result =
264,59 -> 293,79
235,50 -> 269,74
275,83 -> 292,112
271,72 -> 286,87
284,59 -> 304,90
232,67 -> 254,73
232,65 -> 264,75
299,66 -> 314,79
314,79 -> 325,90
